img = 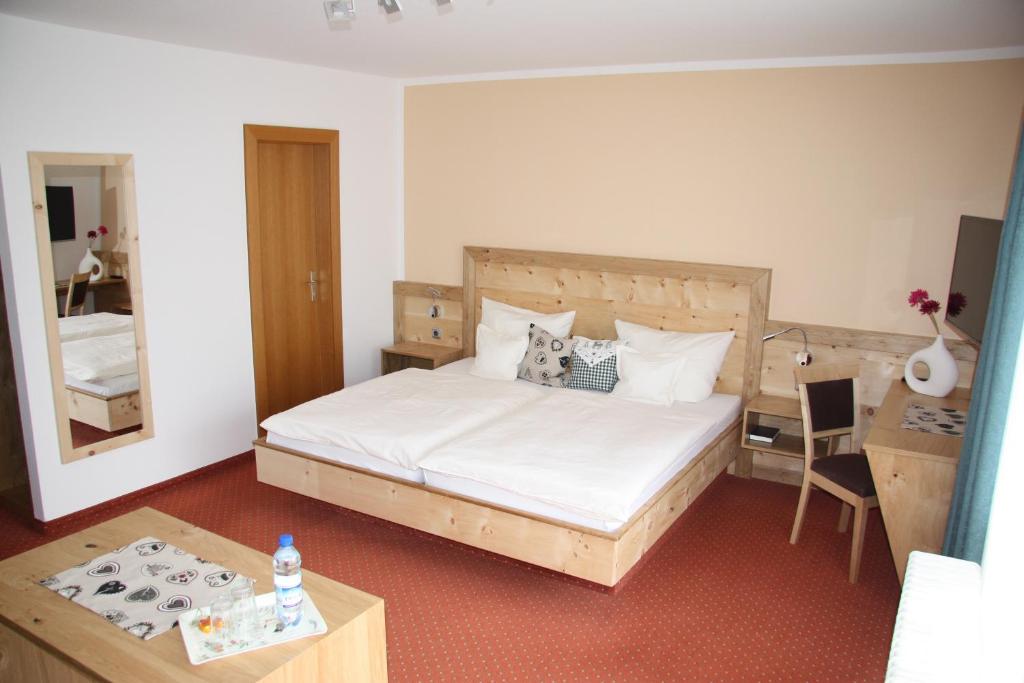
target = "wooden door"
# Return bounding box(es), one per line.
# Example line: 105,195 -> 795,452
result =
244,125 -> 343,425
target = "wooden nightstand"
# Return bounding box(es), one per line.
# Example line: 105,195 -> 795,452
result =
381,341 -> 462,375
741,393 -> 833,484
740,394 -> 805,458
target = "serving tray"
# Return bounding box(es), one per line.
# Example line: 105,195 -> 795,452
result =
179,591 -> 327,665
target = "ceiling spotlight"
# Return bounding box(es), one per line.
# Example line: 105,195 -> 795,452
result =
378,0 -> 402,14
436,0 -> 452,4
324,0 -> 356,20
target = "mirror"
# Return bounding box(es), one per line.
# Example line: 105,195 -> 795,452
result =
28,152 -> 153,463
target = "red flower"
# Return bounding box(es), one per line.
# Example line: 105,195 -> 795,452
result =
947,292 -> 967,317
908,289 -> 930,307
98,225 -> 109,236
919,300 -> 941,316
87,230 -> 97,240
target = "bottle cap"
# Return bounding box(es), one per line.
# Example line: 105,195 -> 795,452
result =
279,533 -> 293,547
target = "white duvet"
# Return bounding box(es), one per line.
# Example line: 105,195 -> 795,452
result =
61,332 -> 139,382
418,389 -> 726,525
260,368 -> 544,470
58,312 -> 134,342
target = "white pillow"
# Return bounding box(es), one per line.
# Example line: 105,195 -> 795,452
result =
611,347 -> 686,406
614,320 -> 735,403
470,324 -> 529,381
481,297 -> 575,337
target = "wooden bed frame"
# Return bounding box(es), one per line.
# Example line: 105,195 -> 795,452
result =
66,386 -> 142,432
256,247 -> 771,586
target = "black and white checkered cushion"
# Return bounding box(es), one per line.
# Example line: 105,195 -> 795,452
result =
567,340 -> 619,392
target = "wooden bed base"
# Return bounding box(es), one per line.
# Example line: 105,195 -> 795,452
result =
66,387 -> 141,432
257,246 -> 768,586
255,418 -> 741,587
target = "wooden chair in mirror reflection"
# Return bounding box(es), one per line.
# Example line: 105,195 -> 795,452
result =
60,272 -> 90,318
789,363 -> 880,583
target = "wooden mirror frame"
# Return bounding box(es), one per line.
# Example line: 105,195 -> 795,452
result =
28,152 -> 154,463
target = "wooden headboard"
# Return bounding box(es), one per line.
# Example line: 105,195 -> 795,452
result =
462,246 -> 771,403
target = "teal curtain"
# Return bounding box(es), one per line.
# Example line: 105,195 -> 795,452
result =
943,130 -> 1024,562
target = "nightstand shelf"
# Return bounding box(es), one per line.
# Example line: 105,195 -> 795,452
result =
740,394 -> 806,459
381,341 -> 462,375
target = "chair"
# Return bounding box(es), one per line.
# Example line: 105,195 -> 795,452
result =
789,362 -> 879,583
61,272 -> 90,317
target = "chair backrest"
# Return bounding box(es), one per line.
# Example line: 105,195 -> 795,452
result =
795,363 -> 861,468
64,272 -> 90,317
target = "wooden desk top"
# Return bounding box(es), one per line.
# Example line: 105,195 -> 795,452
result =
382,341 -> 462,362
863,380 -> 971,464
0,507 -> 385,682
54,277 -> 127,293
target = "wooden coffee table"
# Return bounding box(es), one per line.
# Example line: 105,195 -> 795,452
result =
0,507 -> 387,681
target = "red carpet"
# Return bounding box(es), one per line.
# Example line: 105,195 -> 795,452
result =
0,454 -> 900,681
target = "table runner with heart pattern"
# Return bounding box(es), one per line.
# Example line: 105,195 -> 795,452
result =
900,403 -> 968,437
39,536 -> 252,640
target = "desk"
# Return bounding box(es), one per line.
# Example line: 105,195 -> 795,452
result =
55,277 -> 130,314
863,380 -> 970,584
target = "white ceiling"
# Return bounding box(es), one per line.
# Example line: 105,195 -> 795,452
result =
1,0 -> 1023,79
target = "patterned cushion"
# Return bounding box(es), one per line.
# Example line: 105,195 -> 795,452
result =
518,324 -> 576,387
567,338 -> 619,393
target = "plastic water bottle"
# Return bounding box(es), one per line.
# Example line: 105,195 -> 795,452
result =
273,533 -> 303,627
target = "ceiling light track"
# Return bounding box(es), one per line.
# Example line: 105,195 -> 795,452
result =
324,0 -> 452,22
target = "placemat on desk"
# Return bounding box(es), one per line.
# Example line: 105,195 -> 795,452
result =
39,536 -> 251,640
901,403 -> 967,437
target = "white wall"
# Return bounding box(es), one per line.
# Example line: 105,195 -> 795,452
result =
0,15 -> 403,520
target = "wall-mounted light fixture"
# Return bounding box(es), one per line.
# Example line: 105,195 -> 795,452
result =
325,0 -> 452,22
427,286 -> 443,319
762,327 -> 813,367
324,0 -> 356,20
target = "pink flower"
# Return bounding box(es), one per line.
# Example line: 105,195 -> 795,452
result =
87,230 -> 97,240
908,289 -> 930,307
919,300 -> 941,316
947,292 -> 967,317
98,225 -> 109,236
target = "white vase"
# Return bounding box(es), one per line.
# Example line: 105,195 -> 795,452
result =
904,334 -> 959,398
78,248 -> 104,282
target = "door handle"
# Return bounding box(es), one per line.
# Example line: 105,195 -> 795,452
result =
307,271 -> 318,303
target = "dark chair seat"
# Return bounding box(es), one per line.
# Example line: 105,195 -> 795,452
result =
810,453 -> 876,497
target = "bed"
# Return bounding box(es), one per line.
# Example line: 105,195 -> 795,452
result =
255,247 -> 770,586
58,314 -> 141,432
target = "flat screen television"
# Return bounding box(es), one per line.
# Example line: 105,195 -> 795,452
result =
945,215 -> 1003,345
45,185 -> 76,242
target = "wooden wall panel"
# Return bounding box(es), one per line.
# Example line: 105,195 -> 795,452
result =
393,281 -> 464,349
755,320 -> 978,484
464,247 -> 770,405
390,277 -> 977,487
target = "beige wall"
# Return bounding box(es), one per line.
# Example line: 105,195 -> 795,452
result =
405,60 -> 1024,336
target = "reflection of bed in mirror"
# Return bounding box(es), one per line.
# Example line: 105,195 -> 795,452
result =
58,313 -> 141,432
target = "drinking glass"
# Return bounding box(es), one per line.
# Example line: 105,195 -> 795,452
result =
230,578 -> 260,641
210,594 -> 233,644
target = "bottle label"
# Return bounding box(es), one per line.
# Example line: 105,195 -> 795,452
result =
274,573 -> 302,590
277,585 -> 303,610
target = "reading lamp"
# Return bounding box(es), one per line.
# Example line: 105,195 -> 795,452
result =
762,327 -> 813,367
427,286 -> 443,319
